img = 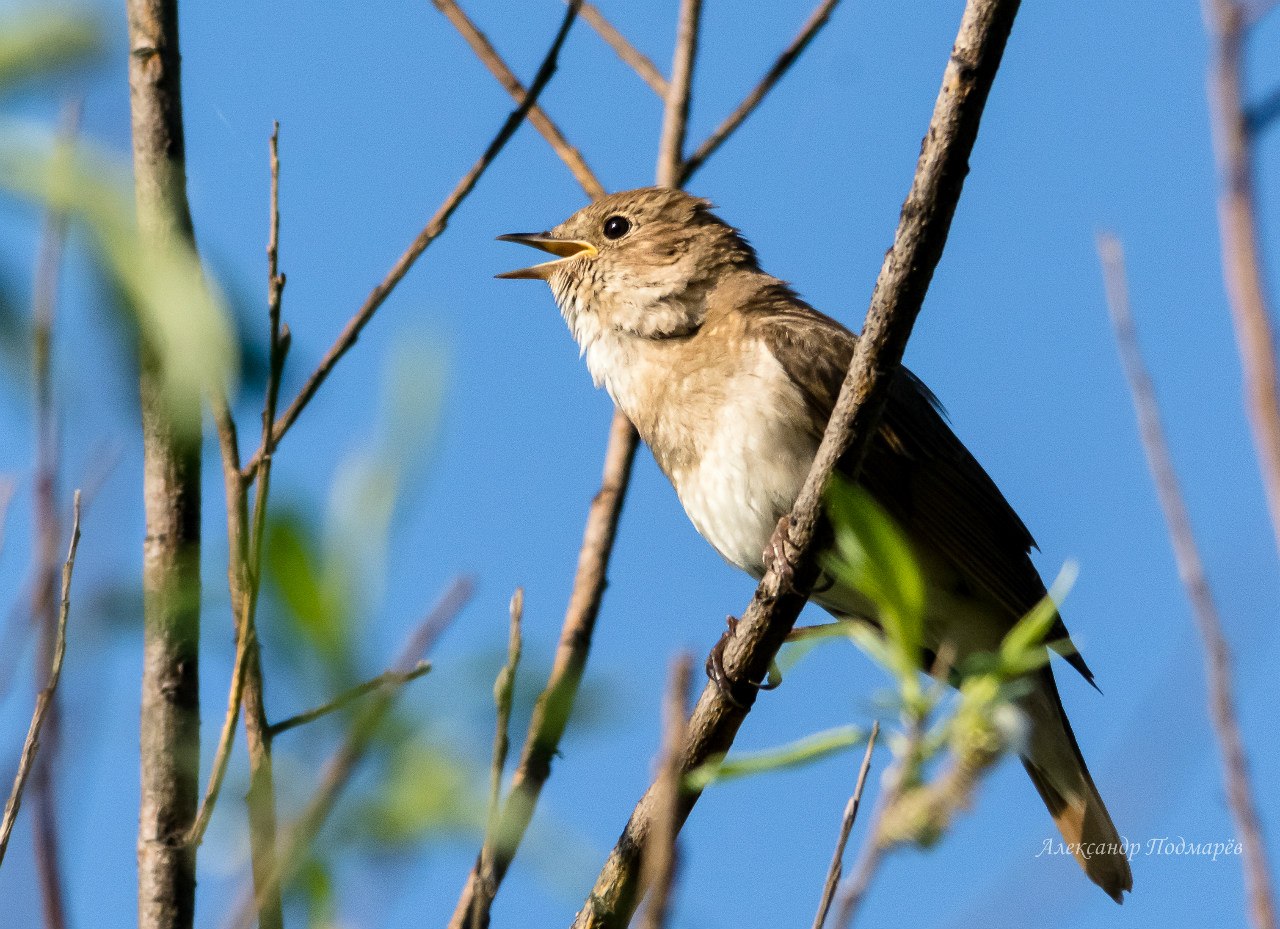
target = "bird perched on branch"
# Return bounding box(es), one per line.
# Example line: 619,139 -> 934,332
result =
498,186 -> 1131,902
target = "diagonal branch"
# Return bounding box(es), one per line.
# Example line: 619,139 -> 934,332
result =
243,0 -> 586,476
570,2 -> 1022,925
1098,233 -> 1277,929
812,720 -> 878,929
266,661 -> 432,738
431,0 -> 606,201
681,0 -> 842,184
0,492 -> 81,869
1200,0 -> 1280,562
574,0 -> 667,97
226,577 -> 475,929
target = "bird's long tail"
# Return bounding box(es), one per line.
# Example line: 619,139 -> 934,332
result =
1019,668 -> 1133,903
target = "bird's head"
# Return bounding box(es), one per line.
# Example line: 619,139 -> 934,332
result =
498,187 -> 758,347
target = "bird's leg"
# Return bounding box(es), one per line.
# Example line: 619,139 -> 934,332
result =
706,616 -> 782,708
764,515 -> 800,593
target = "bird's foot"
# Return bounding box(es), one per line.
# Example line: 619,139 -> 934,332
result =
764,515 -> 800,593
705,615 -> 782,709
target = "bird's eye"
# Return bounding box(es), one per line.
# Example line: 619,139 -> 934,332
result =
603,215 -> 631,240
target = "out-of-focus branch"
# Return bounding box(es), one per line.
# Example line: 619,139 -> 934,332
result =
575,0 -> 668,97
243,1 -> 584,475
226,577 -> 475,929
1201,0 -> 1280,562
266,661 -> 431,738
468,590 -> 524,929
447,412 -> 638,929
570,3 -> 1022,925
812,721 -> 878,929
681,0 -> 842,184
126,1 -> 203,925
0,492 -> 81,868
655,0 -> 702,187
1098,233 -> 1277,929
27,98 -> 80,929
640,654 -> 692,929
431,0 -> 605,201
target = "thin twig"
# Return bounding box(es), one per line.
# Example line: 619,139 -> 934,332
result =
655,0 -> 702,187
431,0 -> 605,201
812,721 -> 878,929
575,0 -> 668,97
446,410 -> 637,929
225,577 -> 475,929
267,661 -> 432,738
1201,0 -> 1280,563
27,97 -> 80,929
681,0 -> 842,184
641,654 -> 692,929
0,492 -> 81,868
570,2 -> 1022,924
243,0 -> 586,476
1099,233 -> 1277,929
469,589 -> 524,929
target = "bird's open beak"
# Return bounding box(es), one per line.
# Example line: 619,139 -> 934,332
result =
495,233 -> 597,280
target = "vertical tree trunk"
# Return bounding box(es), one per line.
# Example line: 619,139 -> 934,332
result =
126,3 -> 202,928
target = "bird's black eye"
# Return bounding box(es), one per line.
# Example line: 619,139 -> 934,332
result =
603,215 -> 631,240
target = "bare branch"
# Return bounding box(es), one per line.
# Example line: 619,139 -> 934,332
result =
127,0 -> 203,923
267,661 -> 432,738
812,721 -> 878,929
432,0 -> 606,200
656,0 -> 703,187
0,492 -> 81,868
682,0 -> 842,184
570,2 -> 1022,924
641,654 -> 692,929
468,589 -> 524,929
447,410 -> 638,929
575,0 -> 668,97
1099,233 -> 1277,929
243,1 -> 586,475
1201,0 -> 1280,562
225,577 -> 475,929
28,98 -> 80,929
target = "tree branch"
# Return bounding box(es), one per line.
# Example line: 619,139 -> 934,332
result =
640,654 -> 692,929
0,492 -> 81,868
655,0 -> 702,187
242,0 -> 585,475
225,577 -> 475,929
27,98 -> 80,929
681,0 -> 842,184
1200,0 -> 1280,562
1098,233 -> 1277,929
811,721 -> 878,929
431,0 -> 606,201
575,0 -> 668,97
266,661 -> 432,738
569,2 -> 1022,924
126,1 -> 203,925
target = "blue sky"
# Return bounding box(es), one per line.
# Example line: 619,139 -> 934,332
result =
2,1 -> 1279,927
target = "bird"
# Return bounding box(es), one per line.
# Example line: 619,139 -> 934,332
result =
497,185 -> 1132,903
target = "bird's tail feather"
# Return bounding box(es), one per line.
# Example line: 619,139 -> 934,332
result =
1020,669 -> 1133,903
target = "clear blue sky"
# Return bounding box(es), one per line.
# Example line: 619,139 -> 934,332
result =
2,1 -> 1279,927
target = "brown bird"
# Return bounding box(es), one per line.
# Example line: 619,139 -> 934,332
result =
498,186 -> 1132,902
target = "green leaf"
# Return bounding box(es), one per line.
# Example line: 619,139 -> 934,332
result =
685,725 -> 867,791
0,11 -> 101,94
263,510 -> 351,662
998,561 -> 1078,678
0,126 -> 238,429
822,478 -> 925,681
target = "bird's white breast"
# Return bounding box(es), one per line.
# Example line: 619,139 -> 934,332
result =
667,342 -> 818,577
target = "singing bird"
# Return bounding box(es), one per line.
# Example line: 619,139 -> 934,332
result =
498,186 -> 1132,902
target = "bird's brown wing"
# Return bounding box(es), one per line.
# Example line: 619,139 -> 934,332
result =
754,303 -> 1095,685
